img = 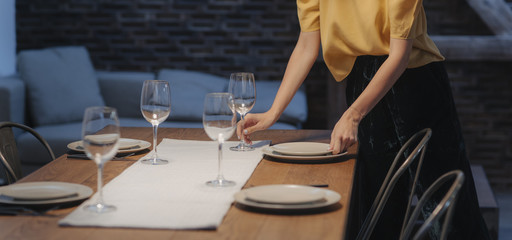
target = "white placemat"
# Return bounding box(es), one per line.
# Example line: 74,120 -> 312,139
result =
59,138 -> 270,229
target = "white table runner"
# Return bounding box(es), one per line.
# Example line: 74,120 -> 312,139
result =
59,139 -> 270,229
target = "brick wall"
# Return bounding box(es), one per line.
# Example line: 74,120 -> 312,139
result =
16,0 -> 298,75
15,0 -> 512,190
448,61 -> 512,191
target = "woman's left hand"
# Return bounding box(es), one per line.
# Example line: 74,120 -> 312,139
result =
329,107 -> 363,154
328,39 -> 412,154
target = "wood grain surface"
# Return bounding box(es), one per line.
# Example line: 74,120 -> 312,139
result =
0,128 -> 356,240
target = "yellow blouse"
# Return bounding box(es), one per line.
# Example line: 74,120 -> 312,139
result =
297,0 -> 445,82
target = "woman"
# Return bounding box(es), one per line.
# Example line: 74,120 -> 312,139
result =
238,0 -> 491,239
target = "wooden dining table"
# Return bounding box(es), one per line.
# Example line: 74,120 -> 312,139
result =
0,127 -> 357,240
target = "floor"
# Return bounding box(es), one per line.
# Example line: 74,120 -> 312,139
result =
496,191 -> 512,240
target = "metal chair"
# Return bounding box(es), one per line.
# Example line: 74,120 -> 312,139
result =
0,121 -> 55,184
356,128 -> 432,240
400,170 -> 465,240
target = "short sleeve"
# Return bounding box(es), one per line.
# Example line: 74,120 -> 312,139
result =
297,0 -> 320,32
388,0 -> 422,39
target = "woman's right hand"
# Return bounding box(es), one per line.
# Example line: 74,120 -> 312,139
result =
236,111 -> 277,145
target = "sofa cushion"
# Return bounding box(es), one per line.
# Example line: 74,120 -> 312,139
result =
157,69 -> 228,121
17,46 -> 104,126
252,81 -> 308,126
97,71 -> 155,118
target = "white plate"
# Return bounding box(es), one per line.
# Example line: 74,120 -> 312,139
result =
262,146 -> 347,161
244,184 -> 325,204
235,185 -> 341,210
67,138 -> 151,153
270,142 -> 331,156
0,182 -> 93,205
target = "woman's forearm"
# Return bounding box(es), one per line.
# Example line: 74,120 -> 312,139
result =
268,31 -> 321,119
328,38 -> 413,153
349,38 -> 413,119
237,31 -> 320,139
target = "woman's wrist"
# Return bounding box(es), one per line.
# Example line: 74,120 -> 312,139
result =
263,107 -> 280,123
347,106 -> 365,123
269,106 -> 283,117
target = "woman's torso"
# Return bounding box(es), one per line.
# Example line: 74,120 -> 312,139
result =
297,0 -> 445,82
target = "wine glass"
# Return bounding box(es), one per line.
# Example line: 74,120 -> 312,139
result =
82,106 -> 120,213
140,80 -> 171,165
203,93 -> 237,187
228,72 -> 256,151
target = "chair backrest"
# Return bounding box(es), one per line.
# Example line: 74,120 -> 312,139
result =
356,128 -> 432,240
400,170 -> 465,240
0,122 -> 55,184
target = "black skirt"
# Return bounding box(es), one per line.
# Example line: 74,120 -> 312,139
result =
344,56 -> 491,240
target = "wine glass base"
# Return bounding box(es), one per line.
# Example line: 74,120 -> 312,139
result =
230,143 -> 255,152
206,179 -> 236,187
141,158 -> 169,165
84,203 -> 116,213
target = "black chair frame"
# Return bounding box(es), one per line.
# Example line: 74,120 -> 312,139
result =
356,128 -> 432,240
400,170 -> 465,240
0,121 -> 55,184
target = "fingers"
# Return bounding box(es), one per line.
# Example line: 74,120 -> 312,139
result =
243,131 -> 252,145
329,134 -> 356,154
328,132 -> 336,154
236,112 -> 273,144
242,125 -> 259,145
329,136 -> 344,155
236,120 -> 244,140
235,123 -> 251,144
236,114 -> 257,144
236,113 -> 253,139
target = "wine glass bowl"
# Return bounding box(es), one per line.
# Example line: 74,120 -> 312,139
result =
203,93 -> 237,187
228,72 -> 256,151
141,105 -> 170,125
82,106 -> 120,213
140,80 -> 171,165
83,133 -> 119,165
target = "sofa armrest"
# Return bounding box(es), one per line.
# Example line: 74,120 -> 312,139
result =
96,70 -> 155,118
0,74 -> 25,124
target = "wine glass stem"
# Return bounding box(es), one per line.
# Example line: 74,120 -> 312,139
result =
96,162 -> 105,206
240,113 -> 246,146
152,124 -> 159,162
217,140 -> 224,181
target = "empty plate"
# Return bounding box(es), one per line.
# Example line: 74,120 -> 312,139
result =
1,184 -> 77,201
262,146 -> 347,162
0,181 -> 93,205
243,184 -> 325,204
270,142 -> 331,156
67,138 -> 151,153
235,185 -> 341,210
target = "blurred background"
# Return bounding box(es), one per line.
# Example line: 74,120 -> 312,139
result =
1,0 -> 511,238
